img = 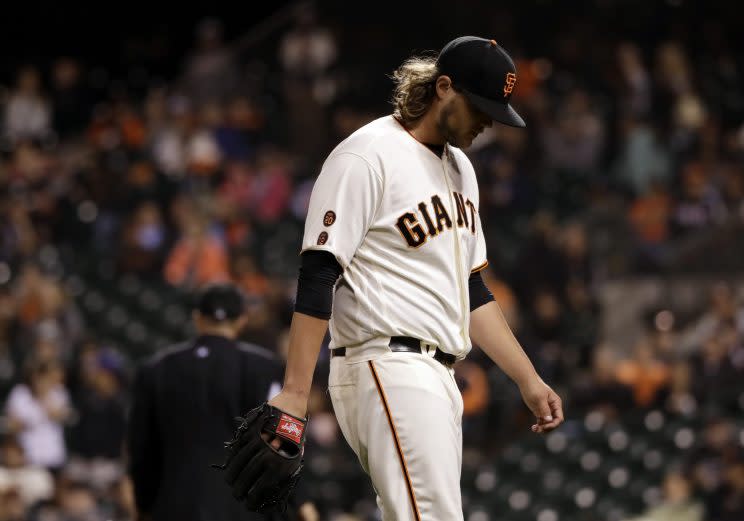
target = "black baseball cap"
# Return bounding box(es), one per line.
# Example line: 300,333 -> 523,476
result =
195,283 -> 245,322
436,36 -> 526,128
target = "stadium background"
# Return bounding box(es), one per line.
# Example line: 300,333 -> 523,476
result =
1,0 -> 743,519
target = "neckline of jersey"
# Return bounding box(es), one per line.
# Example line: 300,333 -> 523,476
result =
393,115 -> 447,159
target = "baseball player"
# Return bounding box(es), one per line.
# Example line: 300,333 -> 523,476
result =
220,36 -> 564,520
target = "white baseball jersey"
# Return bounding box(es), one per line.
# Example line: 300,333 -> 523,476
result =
301,115 -> 488,358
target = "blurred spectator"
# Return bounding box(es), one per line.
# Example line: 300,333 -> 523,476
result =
521,289 -> 565,381
29,479 -> 104,521
718,461 -> 744,521
58,482 -> 102,521
279,8 -> 337,82
646,328 -> 679,364
67,348 -> 127,462
690,417 -> 740,520
628,182 -> 673,242
119,160 -> 165,210
679,282 -> 744,356
86,103 -> 120,152
147,92 -> 191,177
108,477 -> 137,521
562,278 -> 600,369
613,116 -> 673,197
671,95 -> 708,154
13,264 -> 84,360
652,41 -> 693,128
185,122 -> 222,179
0,435 -> 55,507
167,192 -> 197,234
66,340 -> 99,396
0,285 -> 18,397
615,339 -> 671,408
231,251 -> 269,300
623,469 -> 704,521
691,326 -> 743,409
163,215 -> 229,288
249,147 -> 292,223
217,148 -> 291,223
4,360 -> 71,470
542,88 -> 605,174
222,212 -> 256,250
214,97 -> 265,161
113,101 -> 147,152
0,196 -> 38,265
181,18 -> 240,107
663,360 -> 698,417
615,42 -> 652,118
510,212 -> 566,304
571,344 -> 634,416
455,360 -> 490,446
558,221 -> 593,287
117,201 -> 168,276
31,339 -> 63,365
0,487 -> 26,521
217,160 -> 254,211
3,66 -> 51,145
672,162 -> 726,235
479,152 -> 536,221
628,181 -> 673,270
49,58 -> 91,139
0,350 -> 14,400
279,6 -> 337,158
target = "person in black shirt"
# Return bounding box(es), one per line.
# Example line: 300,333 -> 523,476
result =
127,283 -> 317,521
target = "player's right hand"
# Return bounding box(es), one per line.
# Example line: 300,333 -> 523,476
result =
518,377 -> 564,434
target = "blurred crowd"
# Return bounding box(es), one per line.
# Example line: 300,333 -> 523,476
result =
1,2 -> 744,520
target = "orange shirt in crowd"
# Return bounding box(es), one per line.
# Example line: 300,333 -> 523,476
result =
628,191 -> 672,244
615,359 -> 670,407
236,273 -> 270,299
164,235 -> 230,287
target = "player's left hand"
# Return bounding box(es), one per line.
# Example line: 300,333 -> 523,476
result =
518,378 -> 564,433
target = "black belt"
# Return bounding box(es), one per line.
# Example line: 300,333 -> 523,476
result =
331,336 -> 457,367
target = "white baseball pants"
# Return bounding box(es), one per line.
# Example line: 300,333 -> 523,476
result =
329,347 -> 465,520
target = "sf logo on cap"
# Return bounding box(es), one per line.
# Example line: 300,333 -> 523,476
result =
503,73 -> 517,97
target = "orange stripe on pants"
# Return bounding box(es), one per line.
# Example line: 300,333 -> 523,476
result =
368,360 -> 422,521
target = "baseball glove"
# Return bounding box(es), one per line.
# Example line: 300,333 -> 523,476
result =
213,402 -> 307,512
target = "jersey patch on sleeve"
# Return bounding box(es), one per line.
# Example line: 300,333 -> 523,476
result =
323,211 -> 337,226
317,232 -> 329,245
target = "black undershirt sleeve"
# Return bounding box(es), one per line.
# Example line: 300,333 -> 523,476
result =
295,250 -> 492,317
469,270 -> 494,311
294,250 -> 343,320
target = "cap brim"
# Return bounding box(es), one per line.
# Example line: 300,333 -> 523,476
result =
462,89 -> 526,128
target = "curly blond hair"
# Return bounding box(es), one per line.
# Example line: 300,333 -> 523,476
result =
390,56 -> 440,126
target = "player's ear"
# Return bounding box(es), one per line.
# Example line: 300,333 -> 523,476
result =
435,75 -> 454,99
